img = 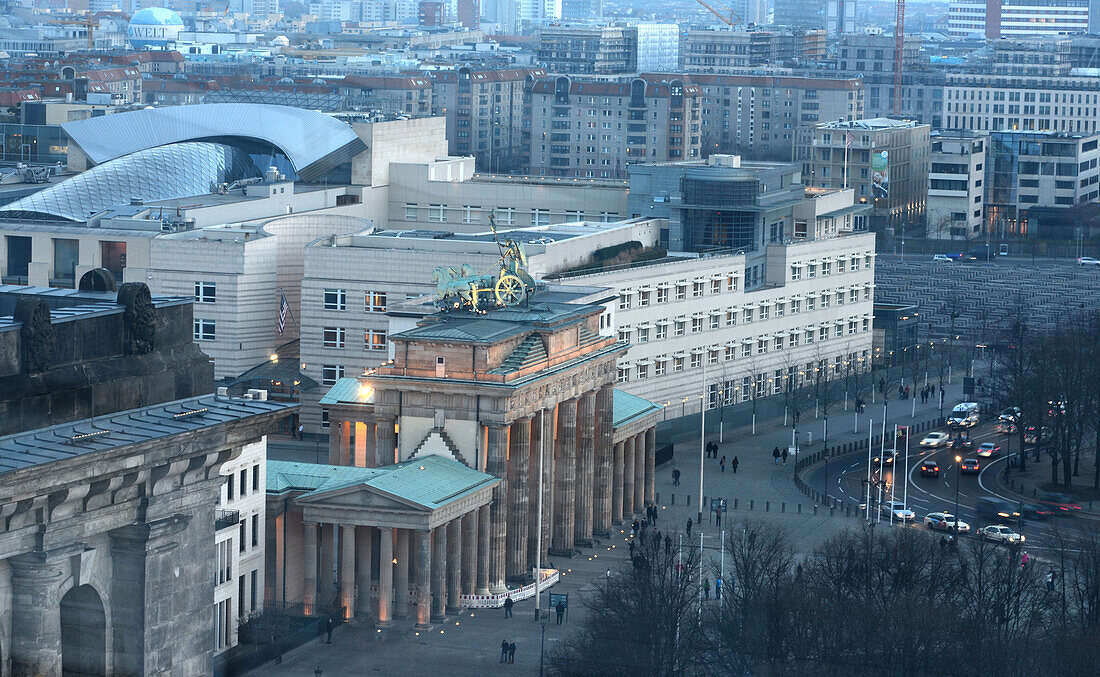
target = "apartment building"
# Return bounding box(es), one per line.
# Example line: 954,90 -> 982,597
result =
386,155 -> 629,230
796,118 -> 930,231
527,75 -> 702,179
679,29 -> 828,73
943,73 -> 1100,135
430,67 -> 544,173
927,131 -> 987,240
214,437 -> 267,654
664,72 -> 862,161
985,130 -> 1100,236
339,74 -> 434,116
537,24 -> 636,74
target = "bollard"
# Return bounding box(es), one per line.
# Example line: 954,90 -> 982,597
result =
781,502 -> 786,513
845,505 -> 851,517
830,507 -> 835,517
687,494 -> 692,505
798,503 -> 802,514
813,505 -> 818,516
671,494 -> 675,505
766,501 -> 770,512
734,498 -> 739,510
656,492 -> 660,503
749,499 -> 754,511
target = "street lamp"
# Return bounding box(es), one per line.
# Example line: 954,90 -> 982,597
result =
953,454 -> 962,532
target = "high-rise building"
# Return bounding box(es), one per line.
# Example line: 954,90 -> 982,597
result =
773,0 -> 826,30
527,75 -> 703,178
537,24 -> 635,74
948,0 -> 1096,38
633,23 -> 680,73
826,0 -> 857,38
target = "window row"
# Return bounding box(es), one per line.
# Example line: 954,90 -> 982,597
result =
322,326 -> 388,350
790,253 -> 874,281
405,204 -> 621,226
323,288 -> 387,312
618,349 -> 872,387
617,274 -> 739,309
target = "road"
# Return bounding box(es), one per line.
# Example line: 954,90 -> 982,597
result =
804,420 -> 1090,553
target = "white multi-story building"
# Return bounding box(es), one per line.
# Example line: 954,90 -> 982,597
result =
214,436 -> 268,654
927,131 -> 987,241
948,0 -> 1094,38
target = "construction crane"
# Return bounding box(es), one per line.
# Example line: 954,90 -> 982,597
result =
696,0 -> 743,28
893,0 -> 905,116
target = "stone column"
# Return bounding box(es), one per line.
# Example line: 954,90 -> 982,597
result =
320,523 -> 336,606
376,416 -> 396,465
575,391 -> 596,546
506,416 -> 531,580
526,409 -> 542,570
447,519 -> 463,613
415,530 -> 432,628
476,504 -> 491,595
303,521 -> 318,614
485,422 -> 509,593
365,422 -> 378,467
431,526 -> 447,621
328,418 -> 343,464
376,527 -> 393,627
462,512 -> 478,596
634,433 -> 645,514
340,525 -> 356,619
9,553 -> 63,677
540,408 -> 555,564
354,422 -> 368,467
394,529 -> 410,619
612,441 -> 624,524
593,386 -> 614,536
645,427 -> 657,506
339,421 -> 352,465
355,526 -> 373,618
551,398 -> 577,555
623,436 -> 635,516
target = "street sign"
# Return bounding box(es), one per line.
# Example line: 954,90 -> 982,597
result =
710,498 -> 727,513
548,593 -> 568,609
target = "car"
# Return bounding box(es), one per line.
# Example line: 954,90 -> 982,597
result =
976,443 -> 1001,458
964,246 -> 995,261
960,458 -> 981,474
1019,502 -> 1056,521
1077,256 -> 1100,267
880,500 -> 915,522
919,459 -> 940,477
925,512 -> 971,533
998,407 -> 1021,422
920,432 -> 950,448
980,525 -> 1025,544
872,450 -> 897,465
1024,426 -> 1052,445
977,497 -> 1022,522
996,420 -> 1017,434
933,254 -> 954,262
1035,491 -> 1083,514
950,436 -> 975,451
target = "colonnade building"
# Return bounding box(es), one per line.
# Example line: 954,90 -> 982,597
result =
266,300 -> 662,626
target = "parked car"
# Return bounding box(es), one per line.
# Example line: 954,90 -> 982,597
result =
925,512 -> 970,533
960,458 -> 981,474
880,500 -> 915,522
919,459 -> 940,477
980,525 -> 1025,544
976,443 -> 1002,458
933,254 -> 954,262
1076,256 -> 1100,267
977,497 -> 1021,522
1035,491 -> 1083,514
920,432 -> 950,448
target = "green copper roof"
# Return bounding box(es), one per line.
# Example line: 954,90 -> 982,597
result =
267,455 -> 499,510
613,388 -> 664,428
318,377 -> 370,406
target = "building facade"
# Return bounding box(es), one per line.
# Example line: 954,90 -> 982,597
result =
537,24 -> 635,74
948,0 -> 1095,38
527,76 -> 702,178
927,131 -> 987,240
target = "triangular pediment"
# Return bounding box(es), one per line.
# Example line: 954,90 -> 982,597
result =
297,483 -> 431,512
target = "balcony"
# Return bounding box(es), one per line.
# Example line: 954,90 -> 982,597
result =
215,509 -> 240,531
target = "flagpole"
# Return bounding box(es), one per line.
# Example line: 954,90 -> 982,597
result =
843,134 -> 850,189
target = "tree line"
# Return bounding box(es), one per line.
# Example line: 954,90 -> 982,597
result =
551,520 -> 1100,676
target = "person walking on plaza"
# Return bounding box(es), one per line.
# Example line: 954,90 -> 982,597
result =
504,596 -> 514,618
715,577 -> 723,600
508,641 -> 516,663
325,617 -> 333,644
555,601 -> 565,625
686,518 -> 693,536
1047,570 -> 1056,592
720,455 -> 727,472
731,456 -> 739,473
715,507 -> 722,528
703,577 -> 710,600
781,448 -> 789,465
672,466 -> 681,486
665,534 -> 672,555
773,447 -> 781,465
500,639 -> 509,663
1021,551 -> 1030,569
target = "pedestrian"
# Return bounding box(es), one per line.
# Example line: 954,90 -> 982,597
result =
672,466 -> 681,486
555,601 -> 565,625
898,385 -> 905,399
297,423 -> 303,440
781,448 -> 789,465
773,447 -> 781,465
325,617 -> 333,644
939,535 -> 948,551
664,534 -> 672,555
1021,551 -> 1030,569
629,539 -> 635,557
686,518 -> 693,536
504,596 -> 514,618
715,577 -> 723,600
703,577 -> 710,600
715,508 -> 722,528
720,455 -> 726,472
1046,570 -> 1056,592
731,456 -> 739,474
508,640 -> 516,663
632,519 -> 640,534
905,385 -> 910,400
500,639 -> 509,663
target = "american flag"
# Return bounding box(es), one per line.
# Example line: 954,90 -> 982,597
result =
845,130 -> 855,148
277,294 -> 289,334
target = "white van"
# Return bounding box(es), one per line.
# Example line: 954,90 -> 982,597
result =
947,402 -> 980,428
